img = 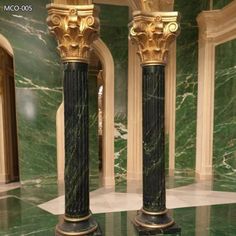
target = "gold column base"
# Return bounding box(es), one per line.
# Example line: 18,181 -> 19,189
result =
134,208 -> 175,230
55,213 -> 101,236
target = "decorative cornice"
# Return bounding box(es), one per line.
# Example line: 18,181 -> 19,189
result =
129,11 -> 180,65
46,4 -> 100,63
197,0 -> 236,45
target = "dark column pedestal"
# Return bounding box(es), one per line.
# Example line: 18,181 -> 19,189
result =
55,62 -> 102,236
134,65 -> 181,235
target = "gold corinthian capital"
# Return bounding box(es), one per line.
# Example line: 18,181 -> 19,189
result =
129,11 -> 180,66
46,4 -> 99,63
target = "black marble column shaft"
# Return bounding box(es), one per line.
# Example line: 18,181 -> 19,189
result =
142,65 -> 166,212
133,64 -> 181,234
63,62 -> 89,218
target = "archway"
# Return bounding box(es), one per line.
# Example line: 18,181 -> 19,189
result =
56,38 -> 115,187
0,34 -> 19,183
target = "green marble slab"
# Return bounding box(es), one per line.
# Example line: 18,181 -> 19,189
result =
213,40 -> 236,183
0,196 -> 236,236
0,196 -> 57,235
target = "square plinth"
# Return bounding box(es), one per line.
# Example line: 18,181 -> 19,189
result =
133,220 -> 181,235
91,224 -> 102,236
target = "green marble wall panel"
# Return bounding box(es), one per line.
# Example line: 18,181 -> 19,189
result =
99,5 -> 129,181
0,0 -> 62,182
114,116 -> 127,184
99,4 -> 128,116
16,89 -> 61,181
174,1 -> 208,172
213,0 -> 233,9
0,1 -> 129,184
214,39 -> 236,180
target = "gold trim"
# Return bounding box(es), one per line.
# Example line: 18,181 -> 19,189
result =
55,223 -> 98,236
129,11 -> 180,65
135,217 -> 174,229
64,213 -> 91,222
47,3 -> 99,62
141,208 -> 168,215
61,58 -> 88,63
141,61 -> 166,66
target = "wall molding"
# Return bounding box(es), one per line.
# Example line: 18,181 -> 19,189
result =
196,0 -> 236,179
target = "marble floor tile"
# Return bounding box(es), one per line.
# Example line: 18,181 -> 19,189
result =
38,183 -> 236,215
0,182 -> 21,193
2,196 -> 236,236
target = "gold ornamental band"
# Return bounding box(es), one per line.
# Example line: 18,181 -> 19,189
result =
61,58 -> 89,63
141,61 -> 166,66
141,208 -> 168,216
55,224 -> 98,236
135,217 -> 174,229
64,213 -> 91,222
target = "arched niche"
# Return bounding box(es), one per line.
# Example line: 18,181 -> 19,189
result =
196,1 -> 236,179
0,34 -> 13,56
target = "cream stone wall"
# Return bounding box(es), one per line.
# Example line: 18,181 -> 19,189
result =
0,89 -> 6,183
196,0 -> 236,179
0,34 -> 13,183
127,41 -> 142,181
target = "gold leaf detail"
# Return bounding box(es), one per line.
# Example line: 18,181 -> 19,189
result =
47,4 -> 99,62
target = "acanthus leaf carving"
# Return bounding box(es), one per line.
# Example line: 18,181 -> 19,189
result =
47,4 -> 99,62
129,11 -> 180,65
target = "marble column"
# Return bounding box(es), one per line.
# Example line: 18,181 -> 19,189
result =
47,4 -> 102,236
129,11 -> 181,234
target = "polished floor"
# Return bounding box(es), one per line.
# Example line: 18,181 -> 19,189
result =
0,175 -> 236,236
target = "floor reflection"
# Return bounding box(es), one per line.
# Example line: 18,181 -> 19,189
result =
0,175 -> 236,235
